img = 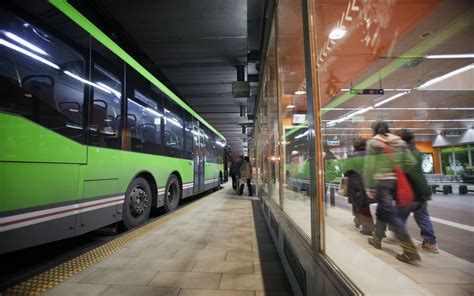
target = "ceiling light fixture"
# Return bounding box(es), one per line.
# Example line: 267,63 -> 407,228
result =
417,64 -> 474,89
425,54 -> 474,59
286,104 -> 296,109
329,27 -> 347,40
294,90 -> 306,95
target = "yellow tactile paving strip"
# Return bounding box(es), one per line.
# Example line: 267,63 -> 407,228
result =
3,198 -> 205,296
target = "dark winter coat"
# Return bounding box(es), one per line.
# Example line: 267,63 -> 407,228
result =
344,150 -> 370,205
405,145 -> 432,201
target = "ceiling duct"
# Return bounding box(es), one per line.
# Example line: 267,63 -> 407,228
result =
232,65 -> 250,98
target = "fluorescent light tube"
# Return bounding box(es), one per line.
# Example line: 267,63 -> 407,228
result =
0,38 -> 58,69
5,32 -> 48,55
64,70 -> 111,94
373,92 -> 408,107
97,82 -> 121,98
418,64 -> 474,89
425,54 -> 474,59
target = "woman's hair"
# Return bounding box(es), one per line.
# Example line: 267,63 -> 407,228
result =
353,138 -> 367,152
398,129 -> 414,144
372,120 -> 390,136
244,156 -> 250,162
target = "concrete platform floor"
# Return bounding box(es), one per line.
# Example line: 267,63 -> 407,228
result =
43,184 -> 291,296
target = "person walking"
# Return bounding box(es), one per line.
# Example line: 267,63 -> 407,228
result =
230,156 -> 243,190
397,129 -> 439,253
344,138 -> 374,235
239,156 -> 253,196
364,121 -> 421,264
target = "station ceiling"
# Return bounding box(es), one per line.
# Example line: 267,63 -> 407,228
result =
90,0 -> 266,158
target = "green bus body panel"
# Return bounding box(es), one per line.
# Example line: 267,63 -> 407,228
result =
0,162 -> 80,212
0,114 -> 193,212
48,0 -> 225,142
0,113 -> 86,164
205,162 -> 223,180
84,147 -> 193,198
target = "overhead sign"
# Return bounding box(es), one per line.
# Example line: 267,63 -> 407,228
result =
292,113 -> 307,124
350,88 -> 385,95
445,130 -> 462,137
327,139 -> 340,146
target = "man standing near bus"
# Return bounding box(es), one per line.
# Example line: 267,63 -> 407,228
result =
239,156 -> 253,196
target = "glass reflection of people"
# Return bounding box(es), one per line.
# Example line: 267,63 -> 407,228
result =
364,121 -> 421,264
397,129 -> 439,253
239,156 -> 253,196
344,138 -> 374,235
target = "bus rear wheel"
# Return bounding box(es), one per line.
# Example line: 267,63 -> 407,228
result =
164,175 -> 181,212
122,177 -> 152,229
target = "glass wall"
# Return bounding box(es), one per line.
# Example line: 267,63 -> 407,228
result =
254,0 -> 313,239
309,0 -> 473,293
255,0 -> 473,294
276,0 -> 312,237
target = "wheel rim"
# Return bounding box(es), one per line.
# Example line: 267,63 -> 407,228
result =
129,186 -> 149,217
167,183 -> 177,207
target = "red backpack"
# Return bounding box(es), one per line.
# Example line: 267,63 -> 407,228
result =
381,143 -> 415,206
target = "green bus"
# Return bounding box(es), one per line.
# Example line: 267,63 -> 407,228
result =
284,126 -> 343,192
0,1 -> 225,254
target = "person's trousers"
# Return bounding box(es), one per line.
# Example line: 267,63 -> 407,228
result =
354,204 -> 374,232
231,175 -> 237,190
239,179 -> 253,196
398,201 -> 437,244
373,180 -> 417,255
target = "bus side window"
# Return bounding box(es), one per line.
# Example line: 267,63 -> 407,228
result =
184,113 -> 193,159
127,89 -> 163,155
0,9 -> 87,143
90,39 -> 124,149
163,97 -> 184,157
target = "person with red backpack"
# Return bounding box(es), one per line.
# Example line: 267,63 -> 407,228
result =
364,121 -> 421,265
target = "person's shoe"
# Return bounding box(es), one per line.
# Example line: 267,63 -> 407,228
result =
360,229 -> 373,236
354,217 -> 361,229
420,242 -> 439,253
396,252 -> 421,266
368,236 -> 381,249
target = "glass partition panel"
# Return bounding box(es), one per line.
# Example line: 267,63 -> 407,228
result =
277,0 -> 312,238
311,0 -> 474,292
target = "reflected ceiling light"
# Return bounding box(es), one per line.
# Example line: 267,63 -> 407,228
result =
215,140 -> 226,147
340,88 -> 411,92
0,38 -> 58,69
294,90 -> 306,95
286,104 -> 296,109
417,64 -> 474,89
5,32 -> 48,55
322,119 -> 474,122
97,82 -> 121,98
425,54 -> 474,59
329,27 -> 347,40
373,91 -> 409,108
64,71 -> 111,94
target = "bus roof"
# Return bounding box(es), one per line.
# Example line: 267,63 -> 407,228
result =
50,0 -> 226,141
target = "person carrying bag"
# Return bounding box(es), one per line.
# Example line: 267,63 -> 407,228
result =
364,121 -> 421,265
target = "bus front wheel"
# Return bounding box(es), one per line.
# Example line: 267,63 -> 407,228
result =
164,175 -> 181,212
122,177 -> 152,229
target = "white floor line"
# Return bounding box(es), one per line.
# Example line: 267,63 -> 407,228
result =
428,216 -> 474,232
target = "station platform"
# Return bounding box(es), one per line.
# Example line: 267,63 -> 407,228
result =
7,184 -> 290,296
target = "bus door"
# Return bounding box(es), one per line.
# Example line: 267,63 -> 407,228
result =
193,124 -> 205,193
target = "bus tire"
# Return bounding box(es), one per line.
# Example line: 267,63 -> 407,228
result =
164,175 -> 181,212
122,177 -> 152,229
